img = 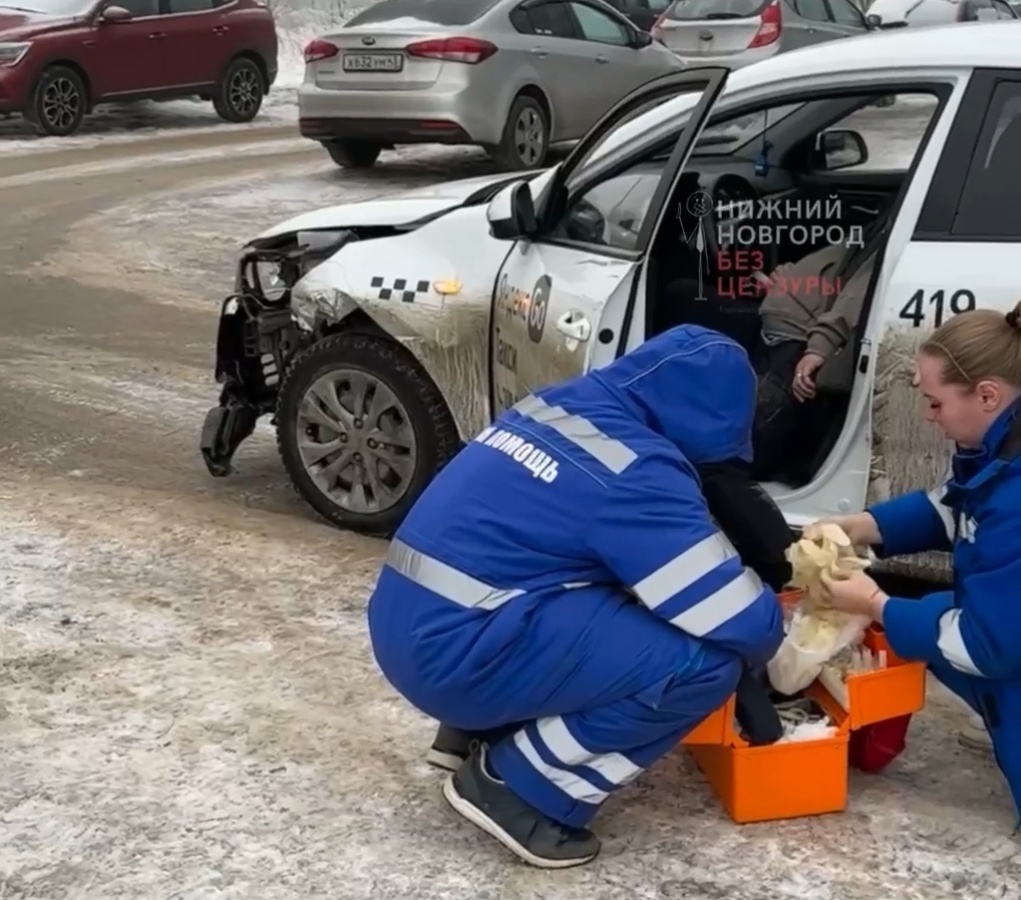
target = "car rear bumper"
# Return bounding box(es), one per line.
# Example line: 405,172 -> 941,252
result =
297,82 -> 502,145
667,44 -> 779,69
299,116 -> 474,145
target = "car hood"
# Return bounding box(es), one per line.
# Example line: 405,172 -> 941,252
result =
255,171 -> 534,239
0,10 -> 77,38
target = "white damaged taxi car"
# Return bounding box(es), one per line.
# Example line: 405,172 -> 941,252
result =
200,24 -> 1021,582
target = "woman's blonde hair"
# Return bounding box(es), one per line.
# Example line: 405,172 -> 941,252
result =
919,299 -> 1021,388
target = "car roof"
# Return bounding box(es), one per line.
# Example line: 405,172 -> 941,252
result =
727,20 -> 1019,79
588,23 -> 1012,163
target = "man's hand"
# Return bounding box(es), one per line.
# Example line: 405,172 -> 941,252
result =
792,352 -> 826,402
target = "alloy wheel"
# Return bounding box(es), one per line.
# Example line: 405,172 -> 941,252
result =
41,77 -> 81,133
228,68 -> 261,116
297,369 -> 417,515
514,107 -> 545,167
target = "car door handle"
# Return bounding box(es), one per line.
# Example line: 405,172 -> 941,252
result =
556,310 -> 592,343
148,31 -> 166,38
595,54 -> 609,63
213,24 -> 229,32
530,47 -> 547,57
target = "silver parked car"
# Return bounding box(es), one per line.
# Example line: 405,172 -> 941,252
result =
298,0 -> 686,171
865,0 -> 1019,27
651,0 -> 872,69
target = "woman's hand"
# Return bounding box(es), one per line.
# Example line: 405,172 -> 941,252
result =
804,512 -> 882,548
821,569 -> 889,621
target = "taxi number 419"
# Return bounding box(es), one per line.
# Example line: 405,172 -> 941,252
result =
898,288 -> 976,329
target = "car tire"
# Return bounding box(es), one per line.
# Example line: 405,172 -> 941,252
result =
213,57 -> 264,123
28,65 -> 87,137
324,141 -> 382,168
276,331 -> 460,536
491,94 -> 549,170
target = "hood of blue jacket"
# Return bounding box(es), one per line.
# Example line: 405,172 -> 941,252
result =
591,325 -> 757,464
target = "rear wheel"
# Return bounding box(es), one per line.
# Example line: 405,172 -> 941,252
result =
213,57 -> 264,123
29,65 -> 86,137
324,140 -> 382,168
490,94 -> 549,170
276,332 -> 460,535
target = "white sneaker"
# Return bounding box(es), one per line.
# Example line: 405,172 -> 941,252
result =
957,712 -> 993,754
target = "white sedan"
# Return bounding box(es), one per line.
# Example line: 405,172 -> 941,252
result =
200,24 -> 1021,585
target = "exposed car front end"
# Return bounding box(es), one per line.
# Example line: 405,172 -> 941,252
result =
199,170 -> 531,522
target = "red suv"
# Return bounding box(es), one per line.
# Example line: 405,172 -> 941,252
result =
0,0 -> 278,136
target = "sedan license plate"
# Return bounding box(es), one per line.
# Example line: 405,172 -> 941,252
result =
342,52 -> 404,72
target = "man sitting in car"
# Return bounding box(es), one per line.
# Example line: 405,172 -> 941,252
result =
750,212 -> 890,482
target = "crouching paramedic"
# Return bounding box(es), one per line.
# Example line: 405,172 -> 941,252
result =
366,324 -> 785,869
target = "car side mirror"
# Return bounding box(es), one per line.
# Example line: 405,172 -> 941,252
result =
815,128 -> 868,170
865,11 -> 882,26
100,5 -> 133,21
629,29 -> 654,48
487,181 -> 538,241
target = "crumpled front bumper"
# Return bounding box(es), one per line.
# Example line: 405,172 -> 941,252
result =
199,292 -> 299,477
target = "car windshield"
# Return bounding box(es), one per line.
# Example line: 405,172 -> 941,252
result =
0,0 -> 94,13
693,103 -> 804,154
666,0 -> 771,19
346,0 -> 503,26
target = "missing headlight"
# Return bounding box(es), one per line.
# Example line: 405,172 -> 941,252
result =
255,260 -> 287,301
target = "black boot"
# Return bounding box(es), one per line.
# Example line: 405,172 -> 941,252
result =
442,743 -> 601,869
426,722 -> 521,772
427,724 -> 475,772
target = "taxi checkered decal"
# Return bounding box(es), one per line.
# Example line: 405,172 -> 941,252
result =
370,276 -> 431,302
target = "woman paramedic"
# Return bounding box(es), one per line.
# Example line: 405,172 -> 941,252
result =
817,302 -> 1021,828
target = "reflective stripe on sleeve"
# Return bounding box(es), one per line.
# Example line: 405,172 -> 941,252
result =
514,395 -> 637,475
536,716 -> 642,787
669,568 -> 765,636
385,538 -> 524,610
631,532 -> 739,610
936,608 -> 985,677
926,485 -> 956,542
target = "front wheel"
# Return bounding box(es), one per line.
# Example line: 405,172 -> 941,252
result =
29,65 -> 87,136
275,332 -> 460,535
213,57 -> 264,123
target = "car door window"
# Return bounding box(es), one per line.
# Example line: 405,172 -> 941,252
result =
118,0 -> 159,14
569,1 -> 632,42
795,0 -> 832,20
826,0 -> 865,24
991,0 -> 1018,15
524,0 -> 578,35
166,0 -> 214,10
552,164 -> 662,250
950,81 -> 1021,237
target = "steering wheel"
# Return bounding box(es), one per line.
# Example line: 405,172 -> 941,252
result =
709,177 -> 780,278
